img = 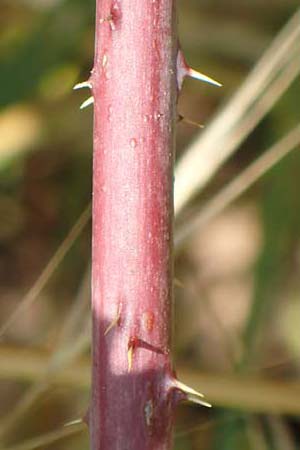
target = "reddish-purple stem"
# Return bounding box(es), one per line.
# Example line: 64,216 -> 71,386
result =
89,0 -> 181,449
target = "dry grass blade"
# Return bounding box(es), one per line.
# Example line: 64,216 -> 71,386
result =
1,423 -> 85,450
2,347 -> 300,416
56,266 -> 90,345
267,417 -> 296,450
175,123 -> 300,248
0,203 -> 91,339
246,419 -> 269,450
0,248 -> 90,439
0,276 -> 91,443
175,417 -> 217,438
0,345 -> 90,388
174,7 -> 300,214
178,368 -> 300,416
0,383 -> 49,441
0,319 -> 91,440
0,268 -> 90,440
223,47 -> 300,159
47,318 -> 91,374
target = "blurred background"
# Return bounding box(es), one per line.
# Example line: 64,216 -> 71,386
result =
1,0 -> 300,449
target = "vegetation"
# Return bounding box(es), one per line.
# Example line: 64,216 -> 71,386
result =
0,1 -> 300,449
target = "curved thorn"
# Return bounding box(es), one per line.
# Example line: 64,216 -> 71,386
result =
80,96 -> 94,110
73,81 -> 92,90
64,418 -> 83,428
104,306 -> 121,336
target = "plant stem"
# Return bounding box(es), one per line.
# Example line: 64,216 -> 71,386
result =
90,1 -> 178,449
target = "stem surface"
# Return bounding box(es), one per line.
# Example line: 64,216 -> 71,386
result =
90,1 -> 177,449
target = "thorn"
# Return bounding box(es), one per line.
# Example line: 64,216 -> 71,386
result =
127,344 -> 134,372
178,115 -> 204,129
73,81 -> 92,90
177,50 -> 222,90
188,68 -> 222,88
186,397 -> 212,408
100,14 -> 115,31
109,19 -> 116,31
63,418 -> 83,428
127,336 -> 142,372
104,306 -> 121,336
173,379 -> 211,408
175,380 -> 204,398
80,96 -> 94,110
102,53 -> 108,67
